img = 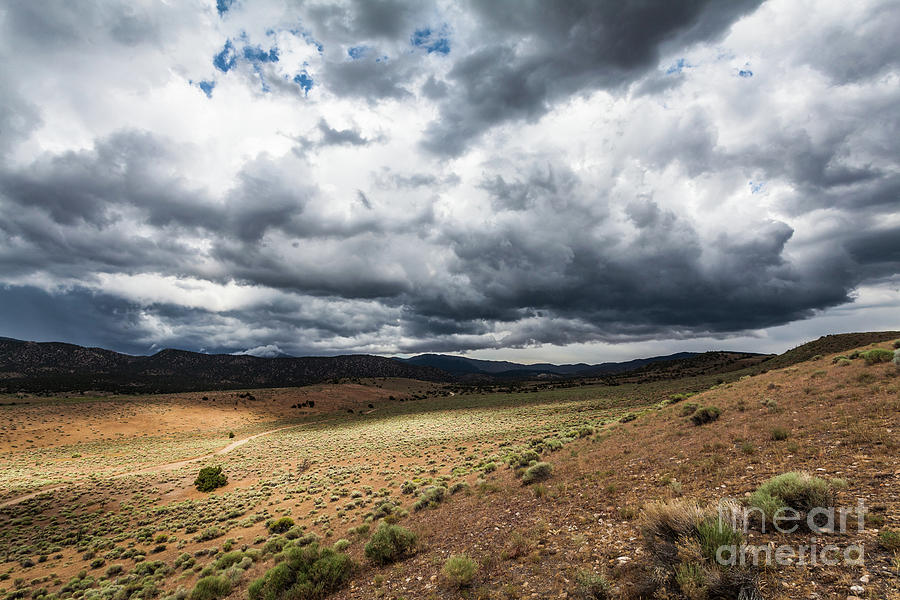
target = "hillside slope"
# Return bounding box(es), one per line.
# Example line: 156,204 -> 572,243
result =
332,338 -> 900,599
755,331 -> 900,371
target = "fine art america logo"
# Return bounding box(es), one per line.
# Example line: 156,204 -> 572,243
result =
713,498 -> 867,567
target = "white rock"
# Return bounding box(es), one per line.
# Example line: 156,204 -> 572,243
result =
850,585 -> 865,594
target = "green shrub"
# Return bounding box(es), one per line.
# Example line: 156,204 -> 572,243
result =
214,551 -> 244,570
363,522 -> 417,565
894,349 -> 900,367
574,570 -> 611,599
894,340 -> 900,349
577,425 -> 595,437
194,466 -> 227,492
749,472 -> 835,524
267,517 -> 295,534
861,348 -> 893,365
619,413 -> 637,423
105,565 -> 123,578
442,554 -> 477,587
690,406 -> 721,426
412,486 -> 447,512
196,526 -> 225,542
332,539 -> 350,552
248,543 -> 351,600
835,357 -> 852,367
263,536 -> 288,555
679,403 -> 699,417
674,563 -> 706,598
506,449 -> 540,468
770,427 -> 790,441
879,529 -> 900,552
189,576 -> 231,600
521,462 -> 553,485
696,518 -> 742,562
449,482 -> 469,495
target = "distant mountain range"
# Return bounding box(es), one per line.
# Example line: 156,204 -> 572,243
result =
0,337 -> 448,393
398,352 -> 701,377
6,331 -> 893,394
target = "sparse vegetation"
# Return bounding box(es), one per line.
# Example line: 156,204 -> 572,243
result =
2,337 -> 898,600
574,570 -> 611,599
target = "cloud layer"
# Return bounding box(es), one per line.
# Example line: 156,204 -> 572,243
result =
0,0 -> 898,358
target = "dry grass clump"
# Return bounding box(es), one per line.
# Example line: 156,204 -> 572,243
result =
635,500 -> 760,600
442,554 -> 478,587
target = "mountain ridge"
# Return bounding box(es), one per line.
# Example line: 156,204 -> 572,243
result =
0,337 -> 449,393
400,351 -> 728,377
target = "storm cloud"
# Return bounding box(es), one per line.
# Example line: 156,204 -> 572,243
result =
0,0 -> 897,359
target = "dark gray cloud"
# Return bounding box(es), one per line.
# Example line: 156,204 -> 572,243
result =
318,119 -> 373,146
421,0 -> 764,155
319,57 -> 414,101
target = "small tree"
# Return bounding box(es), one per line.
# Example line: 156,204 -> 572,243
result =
194,466 -> 227,492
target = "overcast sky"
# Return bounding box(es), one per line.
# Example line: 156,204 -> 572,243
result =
0,0 -> 898,363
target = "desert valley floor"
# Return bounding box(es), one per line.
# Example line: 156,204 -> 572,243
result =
1,339 -> 898,600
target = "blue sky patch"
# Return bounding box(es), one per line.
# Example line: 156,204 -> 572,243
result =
213,40 -> 237,72
666,57 -> 690,74
411,26 -> 450,55
243,45 -> 279,63
289,28 -> 323,54
293,71 -> 313,95
738,69 -> 753,78
197,80 -> 216,98
216,0 -> 235,16
749,180 -> 765,194
348,45 -> 370,60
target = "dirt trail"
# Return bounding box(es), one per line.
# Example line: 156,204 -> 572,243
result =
0,425 -> 296,509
